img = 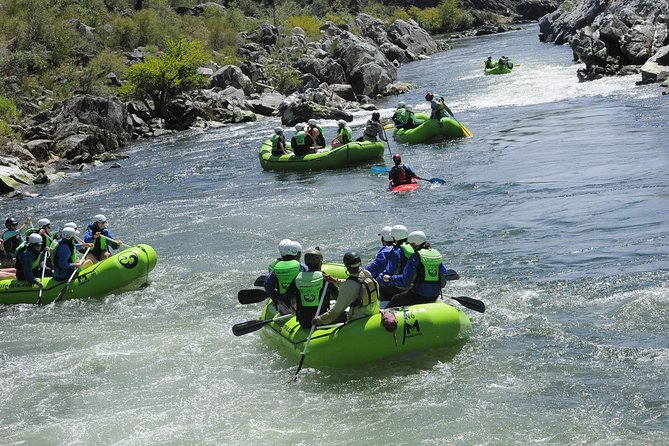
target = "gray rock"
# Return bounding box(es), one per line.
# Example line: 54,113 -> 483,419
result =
641,45 -> 669,82
209,65 -> 255,95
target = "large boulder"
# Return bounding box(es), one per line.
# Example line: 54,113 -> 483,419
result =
278,89 -> 353,125
640,44 -> 669,82
387,19 -> 440,56
209,65 -> 255,96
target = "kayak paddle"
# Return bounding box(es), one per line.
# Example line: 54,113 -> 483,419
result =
371,165 -> 390,174
418,177 -> 446,184
37,252 -> 49,305
232,313 -> 293,336
238,288 -> 269,304
253,274 -> 267,287
449,295 -> 485,313
53,247 -> 91,303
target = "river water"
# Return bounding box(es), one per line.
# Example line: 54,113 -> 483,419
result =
1,25 -> 668,445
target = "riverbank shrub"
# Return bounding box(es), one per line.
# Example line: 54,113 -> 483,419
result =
0,95 -> 20,140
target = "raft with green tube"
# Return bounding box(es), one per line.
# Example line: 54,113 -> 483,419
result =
0,244 -> 157,305
257,299 -> 472,368
484,61 -> 514,75
394,112 -> 468,143
258,139 -> 384,171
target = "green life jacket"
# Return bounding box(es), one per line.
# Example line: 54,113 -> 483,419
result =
346,271 -> 379,307
395,108 -> 409,125
15,242 -> 41,270
295,271 -> 324,307
273,259 -> 301,294
338,126 -> 352,144
417,248 -> 443,282
271,134 -> 281,152
310,124 -> 325,145
399,242 -> 414,263
293,131 -> 306,146
267,258 -> 279,273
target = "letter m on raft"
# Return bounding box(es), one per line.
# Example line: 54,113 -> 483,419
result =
405,320 -> 421,336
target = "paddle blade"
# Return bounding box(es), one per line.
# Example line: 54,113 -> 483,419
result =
428,177 -> 446,184
461,125 -> 473,138
383,123 -> 395,130
232,318 -> 271,336
253,274 -> 267,287
445,269 -> 460,281
238,289 -> 268,304
450,295 -> 485,313
371,165 -> 390,173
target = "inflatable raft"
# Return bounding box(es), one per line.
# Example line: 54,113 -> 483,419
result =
390,179 -> 419,193
258,139 -> 384,171
0,244 -> 157,305
484,62 -> 514,75
394,112 -> 467,143
257,300 -> 472,368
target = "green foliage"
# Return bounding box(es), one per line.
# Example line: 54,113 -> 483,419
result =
407,0 -> 473,33
0,96 -> 20,123
119,39 -> 207,118
0,120 -> 18,140
79,50 -> 128,95
264,61 -> 302,95
0,50 -> 50,78
288,15 -> 322,41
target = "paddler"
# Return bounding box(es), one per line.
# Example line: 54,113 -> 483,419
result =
388,153 -> 422,189
377,224 -> 413,301
364,226 -> 394,278
264,240 -> 306,314
53,227 -> 92,281
425,92 -> 454,120
84,214 -> 121,264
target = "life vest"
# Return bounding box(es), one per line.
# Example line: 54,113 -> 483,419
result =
270,134 -> 282,153
346,271 -> 379,307
91,227 -> 108,253
53,240 -> 76,277
399,242 -> 415,270
15,243 -> 41,271
392,108 -> 407,125
295,271 -> 324,307
338,126 -> 352,144
416,248 -> 443,283
2,231 -> 21,257
293,130 -> 307,147
310,124 -> 326,146
267,258 -> 280,272
391,165 -> 409,184
273,259 -> 301,294
364,120 -> 379,138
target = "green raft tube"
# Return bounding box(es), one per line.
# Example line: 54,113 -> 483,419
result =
394,112 -> 467,144
258,139 -> 384,171
255,262 -> 472,368
484,61 -> 514,75
0,244 -> 157,305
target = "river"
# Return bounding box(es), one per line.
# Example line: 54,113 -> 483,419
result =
1,25 -> 668,445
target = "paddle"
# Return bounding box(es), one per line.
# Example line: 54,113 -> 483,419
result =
451,116 -> 473,138
37,251 -> 48,305
382,127 -> 392,156
99,234 -> 131,249
238,288 -> 268,304
448,295 -> 485,313
371,165 -> 390,173
253,274 -> 266,287
232,313 -> 293,336
418,177 -> 446,184
293,282 -> 329,379
383,123 -> 395,130
53,247 -> 91,303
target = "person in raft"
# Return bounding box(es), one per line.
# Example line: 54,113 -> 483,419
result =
484,56 -> 496,68
15,233 -> 47,289
425,92 -> 454,120
383,231 -> 451,308
312,251 -> 380,326
358,112 -> 388,143
364,226 -> 394,279
2,216 -> 30,266
388,153 -> 422,189
291,123 -> 316,156
377,224 -> 413,301
53,227 -> 92,281
264,240 -> 306,315
285,246 -> 338,329
271,127 -> 289,156
391,101 -> 407,129
307,119 -> 326,149
84,214 -> 121,264
331,119 -> 352,149
403,104 -> 421,130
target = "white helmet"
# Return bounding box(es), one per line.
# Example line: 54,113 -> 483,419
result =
308,119 -> 317,125
408,230 -> 427,246
337,119 -> 346,126
278,238 -> 292,256
274,127 -> 283,134
391,224 -> 408,242
64,222 -> 80,234
37,218 -> 51,228
379,226 -> 393,241
28,233 -> 43,245
397,101 -> 405,108
61,227 -> 76,240
405,104 -> 413,111
294,123 -> 304,131
94,214 -> 107,223
285,240 -> 302,256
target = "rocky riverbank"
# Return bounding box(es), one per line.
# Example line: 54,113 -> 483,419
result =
538,0 -> 669,89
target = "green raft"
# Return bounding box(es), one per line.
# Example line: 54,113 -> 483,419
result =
484,61 -> 514,75
0,244 -> 157,305
394,112 -> 467,143
258,300 -> 472,368
258,139 -> 384,171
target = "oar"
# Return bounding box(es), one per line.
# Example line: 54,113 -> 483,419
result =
253,274 -> 266,287
451,116 -> 473,138
448,295 -> 485,313
238,288 -> 268,304
382,128 -> 392,156
37,251 -> 49,305
383,123 -> 395,130
293,282 -> 329,379
418,177 -> 446,184
53,247 -> 91,303
371,165 -> 390,174
232,313 -> 293,336
99,234 -> 132,249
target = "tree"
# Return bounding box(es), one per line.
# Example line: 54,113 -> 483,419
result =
119,40 -> 208,118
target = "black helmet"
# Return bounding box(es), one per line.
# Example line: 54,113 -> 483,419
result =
425,92 -> 434,101
5,217 -> 18,228
372,111 -> 380,121
392,153 -> 402,164
343,251 -> 361,269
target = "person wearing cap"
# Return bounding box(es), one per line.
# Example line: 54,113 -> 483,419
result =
15,233 -> 48,288
84,214 -> 121,264
53,227 -> 92,281
364,226 -> 394,278
307,119 -> 326,149
388,153 -> 422,189
285,246 -> 337,329
383,231 -> 450,307
2,216 -> 30,265
377,224 -> 414,300
290,123 -> 316,157
425,92 -> 454,120
331,119 -> 352,149
358,111 -> 388,143
391,101 -> 407,128
264,240 -> 306,314
312,251 -> 380,326
270,127 -> 289,156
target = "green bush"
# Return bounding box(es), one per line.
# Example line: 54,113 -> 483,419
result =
288,15 -> 323,41
0,96 -> 20,123
265,61 -> 302,94
0,50 -> 50,78
109,16 -> 141,49
438,0 -> 473,31
0,120 -> 18,140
